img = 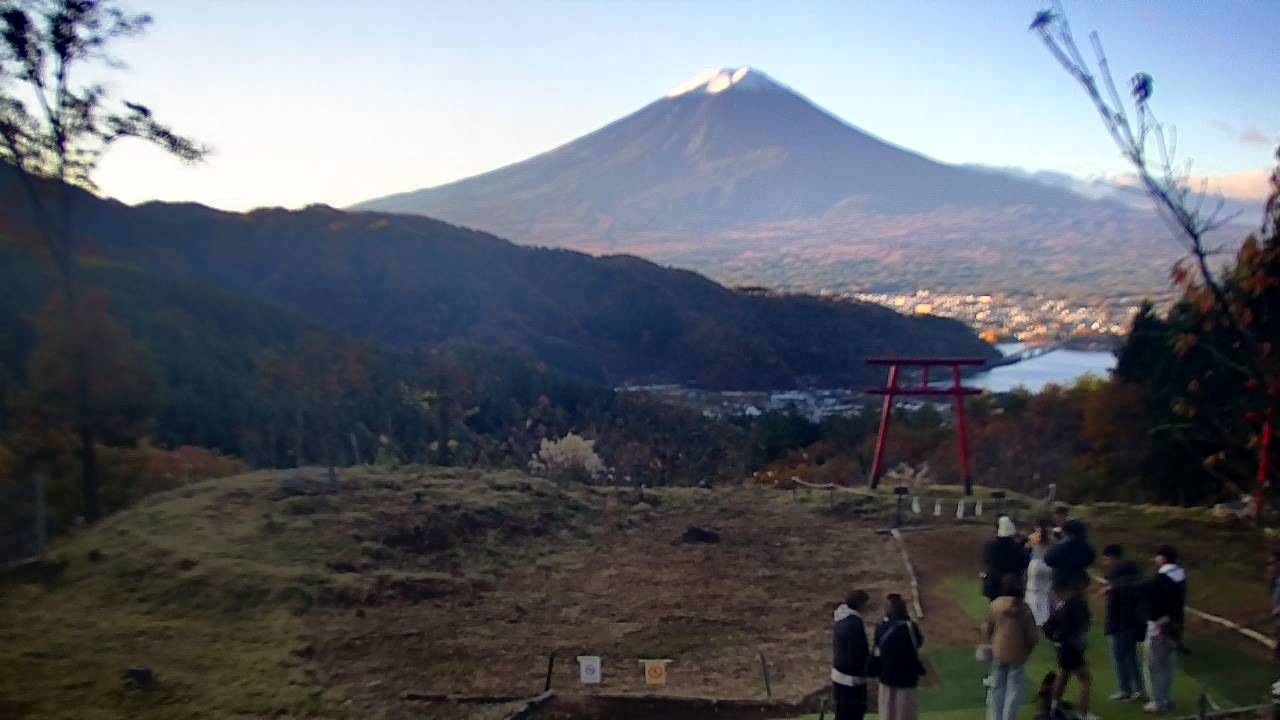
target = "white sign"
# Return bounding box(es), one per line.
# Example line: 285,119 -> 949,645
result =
578,655 -> 601,685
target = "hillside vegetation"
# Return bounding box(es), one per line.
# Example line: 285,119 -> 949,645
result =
0,173 -> 995,390
0,467 -> 905,720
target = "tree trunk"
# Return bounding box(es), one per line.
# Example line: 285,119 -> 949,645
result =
266,424 -> 278,468
349,432 -> 361,466
436,402 -> 452,466
78,417 -> 99,524
293,407 -> 305,467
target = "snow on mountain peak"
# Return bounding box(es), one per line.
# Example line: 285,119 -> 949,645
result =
666,67 -> 780,97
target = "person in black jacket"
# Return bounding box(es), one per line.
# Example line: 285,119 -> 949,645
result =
1045,519 -> 1096,594
1143,544 -> 1187,713
982,516 -> 1031,600
875,593 -> 926,720
832,589 -> 872,720
1101,544 -> 1146,702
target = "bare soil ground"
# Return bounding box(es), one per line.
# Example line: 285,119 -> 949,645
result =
307,485 -> 906,720
899,524 -> 991,648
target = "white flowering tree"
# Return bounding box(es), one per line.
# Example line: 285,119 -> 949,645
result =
528,433 -> 605,484
883,461 -> 933,491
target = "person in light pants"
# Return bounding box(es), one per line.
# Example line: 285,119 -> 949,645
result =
985,574 -> 1039,720
1143,545 -> 1187,714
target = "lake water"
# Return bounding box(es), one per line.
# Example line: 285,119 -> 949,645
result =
968,342 -> 1116,393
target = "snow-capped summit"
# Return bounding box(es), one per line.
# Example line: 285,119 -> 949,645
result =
666,67 -> 781,97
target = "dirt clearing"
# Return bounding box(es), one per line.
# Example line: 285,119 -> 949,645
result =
307,484 -> 907,719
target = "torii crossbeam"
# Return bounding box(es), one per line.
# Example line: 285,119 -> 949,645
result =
865,357 -> 985,496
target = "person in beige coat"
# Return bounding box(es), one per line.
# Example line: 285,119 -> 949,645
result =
985,574 -> 1040,720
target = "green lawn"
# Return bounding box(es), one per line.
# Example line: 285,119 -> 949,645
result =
788,576 -> 1271,720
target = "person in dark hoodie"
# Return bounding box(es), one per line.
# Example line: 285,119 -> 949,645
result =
1143,544 -> 1187,714
1046,519 -> 1096,595
1101,544 -> 1146,702
832,589 -> 873,720
982,516 -> 1031,600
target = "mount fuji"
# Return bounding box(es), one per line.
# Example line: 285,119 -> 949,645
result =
356,67 -> 1182,295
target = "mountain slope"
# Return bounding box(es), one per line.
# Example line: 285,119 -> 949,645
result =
356,67 -> 1178,295
0,176 -> 996,389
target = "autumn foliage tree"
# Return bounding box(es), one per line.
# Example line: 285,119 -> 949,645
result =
0,0 -> 202,522
1034,4 -> 1280,504
8,290 -> 155,520
256,335 -> 370,478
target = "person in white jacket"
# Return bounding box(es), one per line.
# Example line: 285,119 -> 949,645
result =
1024,516 -> 1055,626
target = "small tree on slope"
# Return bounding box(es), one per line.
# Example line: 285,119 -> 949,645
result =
0,0 -> 204,523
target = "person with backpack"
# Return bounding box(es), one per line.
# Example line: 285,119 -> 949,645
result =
1045,584 -> 1096,720
982,516 -> 1030,600
832,589 -> 873,720
1143,544 -> 1187,714
875,593 -> 926,720
984,574 -> 1039,720
1101,544 -> 1146,702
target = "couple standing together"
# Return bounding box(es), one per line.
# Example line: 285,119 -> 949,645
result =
831,591 -> 927,720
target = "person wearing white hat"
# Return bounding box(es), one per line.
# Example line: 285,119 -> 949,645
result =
981,516 -> 1030,601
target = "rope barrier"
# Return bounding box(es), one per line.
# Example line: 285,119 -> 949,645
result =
889,529 -> 925,620
788,478 -> 1017,521
1087,571 -> 1277,652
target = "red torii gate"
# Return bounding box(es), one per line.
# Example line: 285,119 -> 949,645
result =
865,357 -> 984,496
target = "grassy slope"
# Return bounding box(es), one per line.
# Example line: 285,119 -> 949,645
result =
0,467 -> 597,720
789,495 -> 1276,720
0,473 -> 327,720
1077,503 -> 1276,633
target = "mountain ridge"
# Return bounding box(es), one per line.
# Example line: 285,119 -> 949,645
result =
355,66 -> 1179,295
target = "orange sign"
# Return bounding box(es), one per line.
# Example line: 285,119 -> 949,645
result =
639,659 -> 670,685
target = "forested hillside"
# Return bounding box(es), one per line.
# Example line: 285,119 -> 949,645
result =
0,173 -> 995,390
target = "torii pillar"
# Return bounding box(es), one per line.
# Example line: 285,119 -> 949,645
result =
865,357 -> 984,495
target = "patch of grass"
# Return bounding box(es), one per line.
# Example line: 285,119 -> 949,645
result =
1077,503 -> 1273,632
0,467 -> 606,719
939,576 -> 1256,720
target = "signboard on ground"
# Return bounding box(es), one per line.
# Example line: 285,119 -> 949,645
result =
639,658 -> 670,685
577,655 -> 601,685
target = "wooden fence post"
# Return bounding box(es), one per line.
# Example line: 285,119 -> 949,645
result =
758,651 -> 772,698
35,474 -> 47,556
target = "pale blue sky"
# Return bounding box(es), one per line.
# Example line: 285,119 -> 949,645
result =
91,0 -> 1280,211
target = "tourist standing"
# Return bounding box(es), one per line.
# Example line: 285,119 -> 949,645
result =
1025,517 -> 1055,626
1101,544 -> 1146,702
1046,585 -> 1096,720
1053,505 -> 1072,538
1046,519 -> 1096,595
832,589 -> 872,720
876,593 -> 926,720
1143,545 -> 1187,714
984,574 -> 1039,720
982,516 -> 1030,600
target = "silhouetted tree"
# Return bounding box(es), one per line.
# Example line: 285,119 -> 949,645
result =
0,0 -> 203,522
